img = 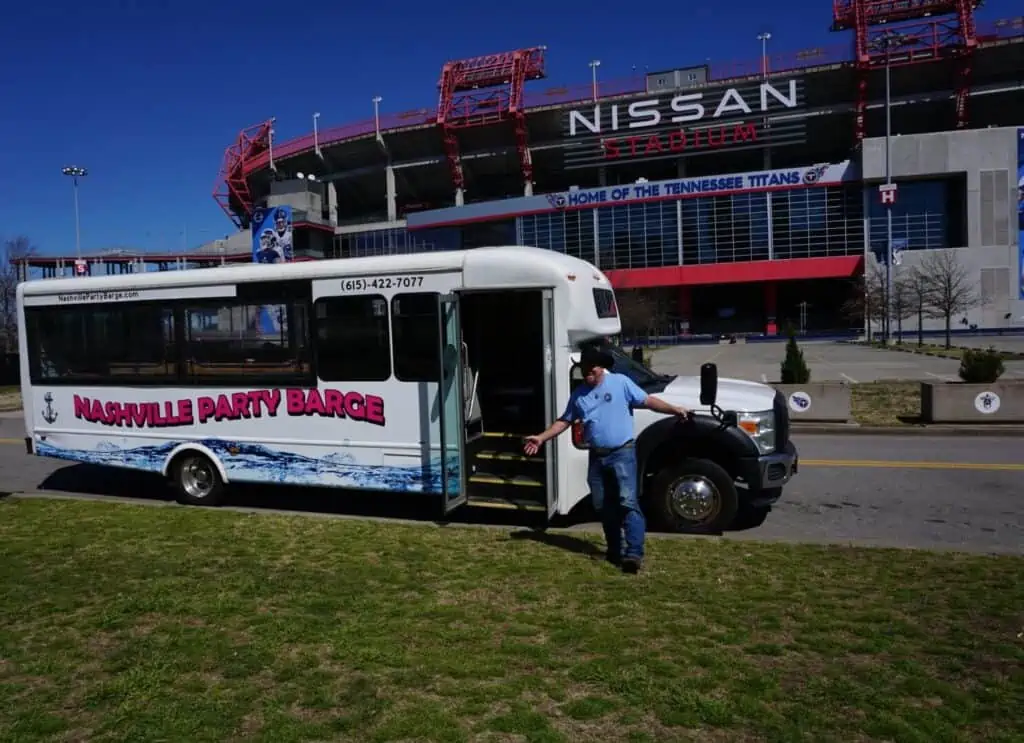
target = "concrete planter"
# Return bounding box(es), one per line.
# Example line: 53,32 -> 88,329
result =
920,381 -> 1024,423
774,382 -> 852,423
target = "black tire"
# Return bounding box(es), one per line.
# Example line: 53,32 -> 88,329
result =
648,458 -> 739,534
170,451 -> 225,507
732,503 -> 771,530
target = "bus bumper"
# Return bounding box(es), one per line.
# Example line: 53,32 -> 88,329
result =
738,441 -> 798,507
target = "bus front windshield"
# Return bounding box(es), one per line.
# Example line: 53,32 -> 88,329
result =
579,339 -> 674,390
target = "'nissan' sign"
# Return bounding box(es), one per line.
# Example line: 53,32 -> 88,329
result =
562,78 -> 807,168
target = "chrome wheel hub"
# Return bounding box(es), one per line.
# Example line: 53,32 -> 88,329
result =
181,457 -> 215,499
669,476 -> 720,522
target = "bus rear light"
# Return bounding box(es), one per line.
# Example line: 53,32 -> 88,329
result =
571,420 -> 587,448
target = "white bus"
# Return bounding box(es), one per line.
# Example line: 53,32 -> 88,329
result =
16,246 -> 797,533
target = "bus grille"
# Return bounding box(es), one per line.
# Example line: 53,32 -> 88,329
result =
773,390 -> 790,451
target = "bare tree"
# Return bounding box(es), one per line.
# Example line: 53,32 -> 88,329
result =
919,250 -> 979,349
904,266 -> 930,347
616,289 -> 666,342
1,236 -> 37,352
842,263 -> 887,341
890,274 -> 915,344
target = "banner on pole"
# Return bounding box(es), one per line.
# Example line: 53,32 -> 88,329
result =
1017,128 -> 1023,299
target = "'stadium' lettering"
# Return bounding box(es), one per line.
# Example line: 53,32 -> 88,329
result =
72,388 -> 387,428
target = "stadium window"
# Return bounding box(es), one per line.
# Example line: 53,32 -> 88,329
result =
26,303 -> 179,386
183,280 -> 313,386
391,293 -> 440,382
314,295 -> 391,382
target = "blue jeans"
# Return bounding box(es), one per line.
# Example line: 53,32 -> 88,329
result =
587,445 -> 645,560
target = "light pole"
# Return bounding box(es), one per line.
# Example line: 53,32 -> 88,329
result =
372,96 -> 382,137
268,118 -> 277,171
877,31 -> 905,343
313,112 -> 321,157
588,60 -> 601,102
61,166 -> 87,260
757,32 -> 771,78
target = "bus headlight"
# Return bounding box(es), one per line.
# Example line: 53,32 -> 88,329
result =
737,410 -> 776,454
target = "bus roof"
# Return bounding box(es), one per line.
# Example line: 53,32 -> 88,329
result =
17,245 -> 611,298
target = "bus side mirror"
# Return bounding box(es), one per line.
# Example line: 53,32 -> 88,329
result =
700,363 -> 718,406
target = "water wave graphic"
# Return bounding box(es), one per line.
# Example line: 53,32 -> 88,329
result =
34,438 -> 460,494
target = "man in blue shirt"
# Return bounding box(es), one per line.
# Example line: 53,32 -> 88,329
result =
524,347 -> 690,573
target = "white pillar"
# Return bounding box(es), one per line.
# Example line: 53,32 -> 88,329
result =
455,188 -> 465,207
327,182 -> 338,226
385,166 -> 397,222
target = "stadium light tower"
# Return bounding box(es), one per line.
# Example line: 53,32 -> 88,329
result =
372,96 -> 382,137
313,112 -> 321,158
589,60 -> 601,102
757,32 -> 771,78
61,166 -> 87,260
875,30 -> 910,343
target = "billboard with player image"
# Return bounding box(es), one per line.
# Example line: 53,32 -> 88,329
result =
251,205 -> 294,264
1017,128 -> 1023,299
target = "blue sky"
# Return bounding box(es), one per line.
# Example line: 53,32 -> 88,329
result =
1,0 -> 1016,256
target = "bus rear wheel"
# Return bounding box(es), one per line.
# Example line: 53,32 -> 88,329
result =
649,458 -> 738,535
171,452 -> 225,507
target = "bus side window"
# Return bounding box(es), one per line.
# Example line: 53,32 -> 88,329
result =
391,293 -> 440,382
314,295 -> 391,382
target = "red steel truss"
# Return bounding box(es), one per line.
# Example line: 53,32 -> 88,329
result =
436,47 -> 546,191
832,0 -> 980,143
211,121 -> 273,228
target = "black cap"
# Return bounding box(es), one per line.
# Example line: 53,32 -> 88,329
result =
580,347 -> 614,371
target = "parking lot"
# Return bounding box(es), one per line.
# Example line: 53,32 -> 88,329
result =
945,334 -> 1024,353
649,339 -> 1024,383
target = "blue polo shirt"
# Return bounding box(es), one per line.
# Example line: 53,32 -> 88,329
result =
559,371 -> 648,449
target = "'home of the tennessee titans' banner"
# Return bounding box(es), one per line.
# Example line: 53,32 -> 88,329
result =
548,163 -> 844,209
406,161 -> 856,230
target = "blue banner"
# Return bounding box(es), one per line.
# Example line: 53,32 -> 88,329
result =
1018,128 -> 1023,299
251,205 -> 294,264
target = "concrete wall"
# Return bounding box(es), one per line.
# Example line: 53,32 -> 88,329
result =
861,127 -> 1022,332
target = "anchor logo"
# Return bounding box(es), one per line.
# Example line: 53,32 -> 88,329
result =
41,392 -> 58,424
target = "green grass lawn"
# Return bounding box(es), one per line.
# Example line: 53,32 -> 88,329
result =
1,498 -> 1022,743
851,381 -> 923,426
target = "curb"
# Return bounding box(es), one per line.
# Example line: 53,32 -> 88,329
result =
792,423 -> 1024,437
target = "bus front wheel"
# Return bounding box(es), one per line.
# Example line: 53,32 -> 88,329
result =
648,458 -> 738,535
171,452 -> 225,507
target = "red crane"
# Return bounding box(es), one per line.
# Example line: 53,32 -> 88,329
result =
831,0 -> 980,144
436,47 -> 547,192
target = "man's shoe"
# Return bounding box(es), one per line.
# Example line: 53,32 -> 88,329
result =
605,552 -> 622,567
621,557 -> 642,574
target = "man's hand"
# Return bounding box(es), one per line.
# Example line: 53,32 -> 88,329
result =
674,405 -> 692,420
523,435 -> 543,456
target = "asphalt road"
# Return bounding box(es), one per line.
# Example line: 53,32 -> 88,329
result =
1,412 -> 1020,556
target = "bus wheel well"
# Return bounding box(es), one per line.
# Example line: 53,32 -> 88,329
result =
641,438 -> 739,497
166,448 -> 226,507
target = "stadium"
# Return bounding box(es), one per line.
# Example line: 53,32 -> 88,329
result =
18,0 -> 1024,337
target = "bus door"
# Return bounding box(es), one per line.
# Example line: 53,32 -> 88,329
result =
541,289 -> 559,520
437,293 -> 468,515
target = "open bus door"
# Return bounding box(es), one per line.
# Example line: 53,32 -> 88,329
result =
541,289 -> 559,521
437,293 -> 468,515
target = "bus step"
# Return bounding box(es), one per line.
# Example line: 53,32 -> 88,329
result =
467,495 -> 546,512
468,473 -> 544,488
481,431 -> 527,440
474,449 -> 541,463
